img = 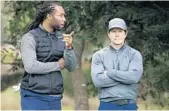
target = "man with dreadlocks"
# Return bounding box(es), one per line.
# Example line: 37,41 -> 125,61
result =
20,2 -> 77,110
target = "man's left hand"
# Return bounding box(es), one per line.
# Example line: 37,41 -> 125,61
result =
63,31 -> 74,49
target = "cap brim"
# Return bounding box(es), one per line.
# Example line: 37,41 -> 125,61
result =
109,25 -> 126,30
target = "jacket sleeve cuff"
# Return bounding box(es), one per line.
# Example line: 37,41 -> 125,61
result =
65,45 -> 74,50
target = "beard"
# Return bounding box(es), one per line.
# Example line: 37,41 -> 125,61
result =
51,24 -> 62,31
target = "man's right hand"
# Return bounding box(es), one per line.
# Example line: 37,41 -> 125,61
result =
58,58 -> 65,70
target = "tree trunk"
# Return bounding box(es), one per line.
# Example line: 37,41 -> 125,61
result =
71,39 -> 89,110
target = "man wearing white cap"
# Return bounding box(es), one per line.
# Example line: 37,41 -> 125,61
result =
91,18 -> 143,110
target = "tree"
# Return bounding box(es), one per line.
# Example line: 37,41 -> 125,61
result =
60,1 -> 108,109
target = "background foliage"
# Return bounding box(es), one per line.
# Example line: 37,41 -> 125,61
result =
1,1 -> 169,109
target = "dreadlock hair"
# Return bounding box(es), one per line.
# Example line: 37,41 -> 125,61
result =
25,2 -> 61,33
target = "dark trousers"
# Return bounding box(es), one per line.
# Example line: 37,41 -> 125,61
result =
20,88 -> 61,110
99,100 -> 137,110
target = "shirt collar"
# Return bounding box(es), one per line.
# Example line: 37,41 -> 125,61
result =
109,43 -> 127,52
39,24 -> 62,37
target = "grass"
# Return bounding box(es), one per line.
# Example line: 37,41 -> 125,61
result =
1,87 -> 21,110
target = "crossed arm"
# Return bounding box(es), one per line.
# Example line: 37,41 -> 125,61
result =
91,51 -> 143,88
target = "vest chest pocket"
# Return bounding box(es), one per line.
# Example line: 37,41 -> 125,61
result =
36,38 -> 52,58
118,55 -> 129,71
52,40 -> 65,59
53,40 -> 65,52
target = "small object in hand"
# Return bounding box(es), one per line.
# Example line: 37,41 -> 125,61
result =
62,31 -> 74,48
63,31 -> 74,39
69,31 -> 74,37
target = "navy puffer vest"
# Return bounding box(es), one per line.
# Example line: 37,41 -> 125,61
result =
21,26 -> 65,95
